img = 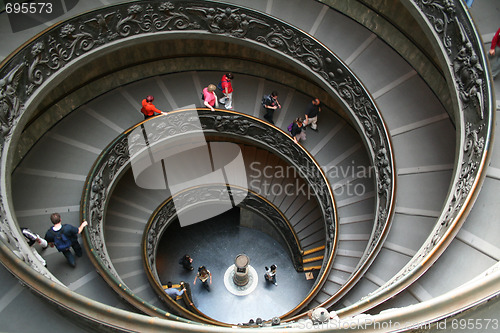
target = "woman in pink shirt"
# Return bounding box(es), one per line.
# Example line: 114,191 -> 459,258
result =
203,84 -> 218,111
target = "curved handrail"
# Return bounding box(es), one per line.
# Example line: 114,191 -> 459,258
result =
0,240 -> 210,332
144,184 -> 305,278
142,184 -> 309,322
334,0 -> 495,317
321,264 -> 500,332
81,108 -> 337,323
0,0 -> 394,329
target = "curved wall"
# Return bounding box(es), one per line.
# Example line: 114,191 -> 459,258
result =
15,36 -> 344,167
0,0 -> 495,331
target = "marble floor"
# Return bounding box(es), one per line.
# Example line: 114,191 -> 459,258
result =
156,208 -> 317,324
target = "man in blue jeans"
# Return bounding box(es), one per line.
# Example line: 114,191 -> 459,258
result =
44,213 -> 88,267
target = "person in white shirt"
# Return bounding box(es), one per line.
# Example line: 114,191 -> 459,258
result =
264,264 -> 278,286
21,227 -> 48,267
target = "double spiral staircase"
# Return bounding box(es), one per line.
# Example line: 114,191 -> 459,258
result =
0,0 -> 499,331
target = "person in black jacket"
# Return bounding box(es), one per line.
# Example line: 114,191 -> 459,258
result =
179,254 -> 194,271
291,118 -> 306,144
304,98 -> 321,130
44,213 -> 87,267
262,91 -> 281,124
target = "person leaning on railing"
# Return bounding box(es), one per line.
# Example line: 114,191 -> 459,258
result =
163,281 -> 186,299
141,95 -> 165,119
202,84 -> 219,111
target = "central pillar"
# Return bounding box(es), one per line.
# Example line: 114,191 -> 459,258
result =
233,254 -> 250,286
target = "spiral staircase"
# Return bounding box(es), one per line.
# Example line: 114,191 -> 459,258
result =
0,0 -> 499,332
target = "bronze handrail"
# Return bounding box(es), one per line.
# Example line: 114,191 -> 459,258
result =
143,184 -> 305,274
81,108 -> 337,324
331,0 -> 495,317
1,1 -> 430,326
142,184 -> 309,323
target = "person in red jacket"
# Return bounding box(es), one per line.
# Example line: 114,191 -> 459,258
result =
489,27 -> 500,79
141,95 -> 164,119
219,73 -> 234,109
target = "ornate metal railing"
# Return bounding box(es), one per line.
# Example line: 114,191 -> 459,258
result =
144,184 -> 305,281
143,184 -> 306,319
0,0 -> 397,329
334,0 -> 495,318
82,109 -> 336,322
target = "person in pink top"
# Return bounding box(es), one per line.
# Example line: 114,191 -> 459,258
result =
219,73 -> 234,109
203,84 -> 218,111
489,27 -> 500,79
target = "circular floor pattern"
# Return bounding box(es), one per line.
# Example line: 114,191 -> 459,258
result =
223,264 -> 259,296
156,208 -> 316,323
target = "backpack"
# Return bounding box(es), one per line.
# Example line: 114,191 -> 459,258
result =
201,92 -> 205,101
262,95 -> 273,107
287,122 -> 293,132
216,81 -> 223,91
53,226 -> 72,252
262,95 -> 271,107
